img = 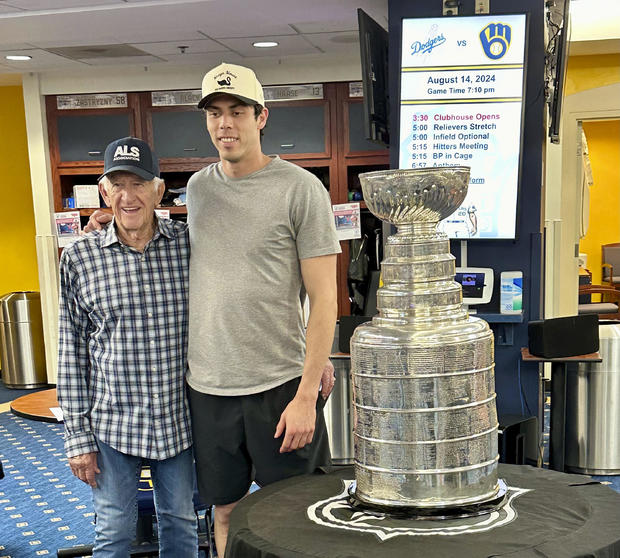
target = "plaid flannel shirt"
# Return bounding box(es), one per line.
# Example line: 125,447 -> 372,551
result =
57,217 -> 192,460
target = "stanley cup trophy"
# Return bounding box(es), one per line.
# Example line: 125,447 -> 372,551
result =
350,166 -> 501,512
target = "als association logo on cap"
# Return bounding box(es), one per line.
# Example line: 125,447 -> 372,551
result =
113,144 -> 140,162
98,137 -> 159,182
197,62 -> 265,109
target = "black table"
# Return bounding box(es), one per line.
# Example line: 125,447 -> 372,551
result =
521,348 -> 602,472
227,465 -> 620,558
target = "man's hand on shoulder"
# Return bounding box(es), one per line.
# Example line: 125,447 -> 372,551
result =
69,452 -> 100,487
320,360 -> 335,400
82,209 -> 113,234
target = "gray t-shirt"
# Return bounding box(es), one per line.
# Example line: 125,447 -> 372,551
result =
186,156 -> 341,395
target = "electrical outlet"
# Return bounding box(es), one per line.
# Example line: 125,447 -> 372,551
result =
475,0 -> 490,14
443,0 -> 459,16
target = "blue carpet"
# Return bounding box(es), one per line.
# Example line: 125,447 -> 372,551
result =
0,411 -> 95,557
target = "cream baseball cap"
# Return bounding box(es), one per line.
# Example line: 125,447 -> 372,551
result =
197,62 -> 265,108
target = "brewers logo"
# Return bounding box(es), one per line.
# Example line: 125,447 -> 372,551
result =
479,22 -> 512,60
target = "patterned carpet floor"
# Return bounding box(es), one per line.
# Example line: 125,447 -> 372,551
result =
0,411 -> 95,557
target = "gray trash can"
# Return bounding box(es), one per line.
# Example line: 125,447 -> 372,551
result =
565,321 -> 620,475
0,291 -> 47,389
325,355 -> 354,464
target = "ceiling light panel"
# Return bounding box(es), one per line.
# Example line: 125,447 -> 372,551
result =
0,48 -> 86,68
217,34 -> 316,57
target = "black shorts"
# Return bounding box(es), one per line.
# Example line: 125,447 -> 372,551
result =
188,377 -> 331,506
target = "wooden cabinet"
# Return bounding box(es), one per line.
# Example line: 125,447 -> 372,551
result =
57,113 -> 132,161
45,82 -> 388,315
46,94 -> 142,166
46,94 -> 142,214
262,102 -> 330,157
347,102 -> 388,155
141,92 -> 220,162
150,109 -> 218,159
332,83 -> 389,315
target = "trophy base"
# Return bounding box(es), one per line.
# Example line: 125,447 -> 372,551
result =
347,479 -> 508,520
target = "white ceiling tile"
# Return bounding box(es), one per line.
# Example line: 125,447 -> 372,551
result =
154,51 -> 242,67
199,22 -> 297,40
217,34 -> 318,58
0,5 -> 24,13
1,0 -> 119,8
78,54 -> 164,66
0,0 -> 613,77
112,29 -> 206,44
132,39 -> 229,56
0,3 -> 202,45
0,48 -> 88,69
303,31 -> 360,55
292,20 -> 356,34
0,1 -> 389,76
31,37 -> 120,48
0,42 -> 37,50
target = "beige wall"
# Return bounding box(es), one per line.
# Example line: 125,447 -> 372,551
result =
545,54 -> 620,317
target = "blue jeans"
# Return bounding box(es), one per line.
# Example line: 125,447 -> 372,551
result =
92,440 -> 197,557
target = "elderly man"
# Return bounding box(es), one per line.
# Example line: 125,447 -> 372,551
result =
57,137 -> 197,557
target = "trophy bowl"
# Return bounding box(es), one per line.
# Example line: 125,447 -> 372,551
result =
359,166 -> 470,225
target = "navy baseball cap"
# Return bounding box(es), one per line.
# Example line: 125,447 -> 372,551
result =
98,137 -> 160,181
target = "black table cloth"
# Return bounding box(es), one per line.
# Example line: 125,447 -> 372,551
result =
227,464 -> 620,558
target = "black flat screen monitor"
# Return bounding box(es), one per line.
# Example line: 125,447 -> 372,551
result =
548,0 -> 570,144
358,8 -> 389,147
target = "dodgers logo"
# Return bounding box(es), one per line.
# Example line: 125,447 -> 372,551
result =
479,22 -> 512,60
411,33 -> 446,55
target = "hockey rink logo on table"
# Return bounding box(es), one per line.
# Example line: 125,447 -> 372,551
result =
307,479 -> 531,541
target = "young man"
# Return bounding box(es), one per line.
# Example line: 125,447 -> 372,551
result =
187,63 -> 340,556
57,137 -> 197,557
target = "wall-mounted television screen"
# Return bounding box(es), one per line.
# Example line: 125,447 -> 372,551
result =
548,0 -> 570,144
358,8 -> 389,147
399,14 -> 528,240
